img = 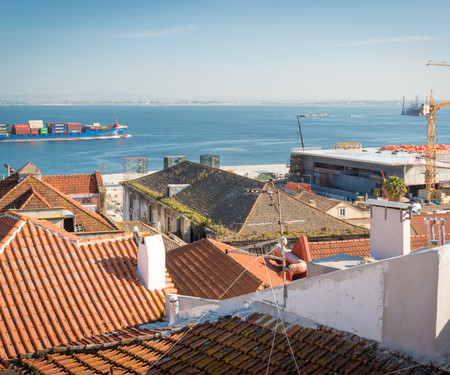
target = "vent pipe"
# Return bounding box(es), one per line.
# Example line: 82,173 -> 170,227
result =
425,218 -> 436,247
436,218 -> 446,246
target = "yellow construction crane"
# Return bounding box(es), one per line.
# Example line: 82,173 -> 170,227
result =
421,91 -> 450,200
427,60 -> 450,67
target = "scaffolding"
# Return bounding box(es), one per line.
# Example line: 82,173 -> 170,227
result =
123,157 -> 149,180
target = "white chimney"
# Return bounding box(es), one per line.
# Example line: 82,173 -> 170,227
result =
137,234 -> 166,290
367,199 -> 412,260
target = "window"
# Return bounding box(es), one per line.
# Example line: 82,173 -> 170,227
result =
148,204 -> 152,224
338,208 -> 346,217
167,216 -> 171,232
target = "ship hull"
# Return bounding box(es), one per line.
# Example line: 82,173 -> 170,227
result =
0,126 -> 129,142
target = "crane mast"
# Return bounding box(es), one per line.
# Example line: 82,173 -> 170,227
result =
422,90 -> 450,199
427,60 -> 450,67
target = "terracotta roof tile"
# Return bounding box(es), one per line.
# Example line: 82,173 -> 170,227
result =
0,213 -> 175,359
166,239 -> 283,299
307,234 -> 429,261
410,212 -> 450,236
41,171 -> 103,195
13,315 -> 441,374
0,175 -> 115,233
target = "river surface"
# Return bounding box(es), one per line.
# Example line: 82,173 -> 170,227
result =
1,104 -> 448,175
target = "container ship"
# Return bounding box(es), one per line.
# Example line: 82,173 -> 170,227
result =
0,118 -> 129,142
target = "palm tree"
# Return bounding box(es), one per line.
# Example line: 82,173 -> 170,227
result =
382,176 -> 407,202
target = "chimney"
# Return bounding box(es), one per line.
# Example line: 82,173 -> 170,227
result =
366,199 -> 412,260
137,234 -> 166,290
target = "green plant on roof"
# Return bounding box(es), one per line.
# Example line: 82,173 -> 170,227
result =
382,176 -> 407,202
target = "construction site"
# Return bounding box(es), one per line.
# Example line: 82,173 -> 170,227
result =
291,64 -> 450,205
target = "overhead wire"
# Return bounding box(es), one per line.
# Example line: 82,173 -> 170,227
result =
263,256 -> 300,374
147,249 -> 267,372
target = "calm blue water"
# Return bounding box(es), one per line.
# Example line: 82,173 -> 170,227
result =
1,105 -> 449,175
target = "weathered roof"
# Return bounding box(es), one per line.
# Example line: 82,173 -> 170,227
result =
296,190 -> 342,211
0,174 -> 115,233
239,187 -> 367,238
118,220 -> 184,251
127,161 -> 266,232
130,160 -> 218,195
41,170 -> 103,195
0,212 -> 175,359
14,313 -> 441,374
166,238 -> 283,299
16,161 -> 41,176
126,162 -> 367,239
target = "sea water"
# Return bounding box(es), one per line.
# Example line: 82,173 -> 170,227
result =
0,104 -> 449,175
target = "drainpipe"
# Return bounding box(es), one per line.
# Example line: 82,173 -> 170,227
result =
424,218 -> 436,247
436,218 -> 446,246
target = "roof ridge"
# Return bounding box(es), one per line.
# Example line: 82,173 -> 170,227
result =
30,175 -> 113,228
79,233 -> 133,245
9,212 -> 81,244
0,213 -> 25,254
236,189 -> 264,235
20,187 -> 53,209
281,188 -> 365,231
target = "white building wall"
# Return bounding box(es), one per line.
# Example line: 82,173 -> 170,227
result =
254,261 -> 385,341
204,246 -> 450,358
436,247 -> 450,354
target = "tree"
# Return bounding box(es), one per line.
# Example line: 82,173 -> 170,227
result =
382,176 -> 407,202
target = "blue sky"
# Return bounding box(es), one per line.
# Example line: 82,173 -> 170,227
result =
1,0 -> 450,101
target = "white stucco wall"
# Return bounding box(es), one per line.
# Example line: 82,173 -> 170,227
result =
207,245 -> 449,358
253,261 -> 385,341
436,247 -> 450,354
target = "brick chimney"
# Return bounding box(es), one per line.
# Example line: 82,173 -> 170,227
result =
366,199 -> 412,260
136,234 -> 166,290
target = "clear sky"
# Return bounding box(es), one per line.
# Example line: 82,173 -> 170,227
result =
1,0 -> 450,102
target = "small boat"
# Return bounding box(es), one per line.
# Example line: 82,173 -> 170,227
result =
298,113 -> 328,118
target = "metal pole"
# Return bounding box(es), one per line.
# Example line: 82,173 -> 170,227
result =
296,115 -> 305,150
273,182 -> 287,307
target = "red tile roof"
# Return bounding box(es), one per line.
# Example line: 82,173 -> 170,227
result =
166,239 -> 283,300
0,212 -> 175,359
14,314 -> 440,374
213,239 -> 284,288
410,212 -> 450,236
0,175 -> 115,233
41,171 -> 103,195
306,235 -> 428,261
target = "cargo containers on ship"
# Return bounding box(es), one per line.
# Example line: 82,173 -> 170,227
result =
0,118 -> 129,142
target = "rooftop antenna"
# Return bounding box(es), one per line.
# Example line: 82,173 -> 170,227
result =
273,180 -> 288,306
228,183 -> 289,307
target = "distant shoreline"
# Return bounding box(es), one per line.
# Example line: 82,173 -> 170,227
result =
0,101 -> 402,107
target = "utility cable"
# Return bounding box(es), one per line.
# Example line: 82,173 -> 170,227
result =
147,253 -> 262,371
263,260 -> 300,374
